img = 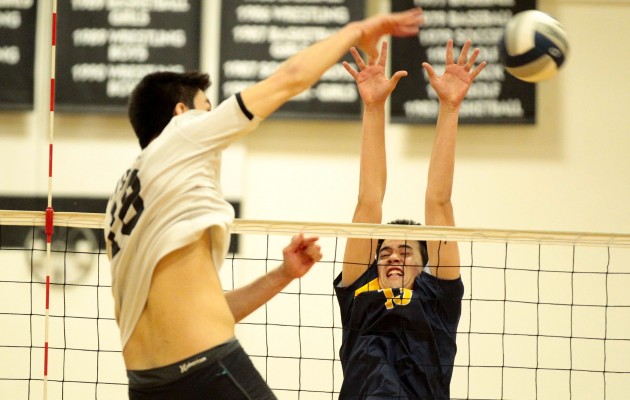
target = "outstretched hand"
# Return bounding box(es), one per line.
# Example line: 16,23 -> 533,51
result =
281,234 -> 322,280
353,7 -> 424,61
422,39 -> 487,109
343,41 -> 407,107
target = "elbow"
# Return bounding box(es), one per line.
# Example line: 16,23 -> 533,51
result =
357,189 -> 386,205
352,200 -> 383,223
426,188 -> 452,207
276,63 -> 311,97
425,191 -> 454,216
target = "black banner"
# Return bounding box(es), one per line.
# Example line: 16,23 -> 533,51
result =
0,0 -> 36,110
391,0 -> 536,124
218,0 -> 364,120
55,1 -> 201,113
0,196 -> 241,253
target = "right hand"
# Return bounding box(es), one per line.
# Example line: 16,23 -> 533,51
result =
342,41 -> 407,107
352,7 -> 425,61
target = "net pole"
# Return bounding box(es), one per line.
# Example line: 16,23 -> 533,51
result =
43,1 -> 58,399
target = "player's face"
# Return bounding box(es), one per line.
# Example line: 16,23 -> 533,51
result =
192,89 -> 211,111
376,239 -> 423,289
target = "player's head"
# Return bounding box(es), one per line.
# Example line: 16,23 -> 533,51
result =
128,71 -> 211,149
375,219 -> 428,289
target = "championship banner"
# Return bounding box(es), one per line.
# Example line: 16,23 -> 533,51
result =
55,1 -> 201,113
218,0 -> 364,120
0,0 -> 36,110
391,0 -> 537,124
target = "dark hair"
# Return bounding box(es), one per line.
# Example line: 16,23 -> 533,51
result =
127,71 -> 211,149
376,219 -> 429,267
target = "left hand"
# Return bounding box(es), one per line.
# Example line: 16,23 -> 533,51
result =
422,39 -> 487,109
281,234 -> 322,280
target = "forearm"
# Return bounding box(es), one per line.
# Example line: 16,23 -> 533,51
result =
357,103 -> 387,209
344,103 -> 386,287
426,103 -> 461,276
225,265 -> 293,322
282,24 -> 362,96
243,24 -> 362,118
426,103 -> 459,220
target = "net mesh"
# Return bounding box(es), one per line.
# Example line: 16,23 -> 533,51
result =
1,210 -> 630,399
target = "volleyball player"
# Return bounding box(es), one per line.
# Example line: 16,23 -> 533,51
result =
104,8 -> 426,400
335,39 -> 486,399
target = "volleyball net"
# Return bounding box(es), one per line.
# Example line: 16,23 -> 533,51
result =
1,210 -> 630,399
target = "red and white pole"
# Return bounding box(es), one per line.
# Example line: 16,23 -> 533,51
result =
43,1 -> 58,398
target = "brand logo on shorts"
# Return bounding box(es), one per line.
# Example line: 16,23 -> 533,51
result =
179,356 -> 208,374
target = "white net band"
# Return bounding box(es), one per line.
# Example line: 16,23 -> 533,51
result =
2,209 -> 629,247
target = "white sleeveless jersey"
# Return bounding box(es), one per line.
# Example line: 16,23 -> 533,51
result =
104,94 -> 261,348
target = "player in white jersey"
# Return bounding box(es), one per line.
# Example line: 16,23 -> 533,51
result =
104,8 -> 426,400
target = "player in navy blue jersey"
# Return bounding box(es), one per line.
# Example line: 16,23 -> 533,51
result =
335,39 -> 486,399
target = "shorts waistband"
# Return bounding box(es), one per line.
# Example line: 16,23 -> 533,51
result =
127,337 -> 240,388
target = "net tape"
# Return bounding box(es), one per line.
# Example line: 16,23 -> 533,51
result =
2,209 -> 629,248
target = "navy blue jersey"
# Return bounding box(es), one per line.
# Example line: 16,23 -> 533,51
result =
334,266 -> 464,399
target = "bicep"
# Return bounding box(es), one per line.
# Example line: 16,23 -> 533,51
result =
340,203 -> 382,287
240,75 -> 297,119
427,240 -> 460,280
181,96 -> 260,149
341,238 -> 377,287
426,201 -> 460,279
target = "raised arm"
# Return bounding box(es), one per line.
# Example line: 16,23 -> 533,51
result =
423,39 -> 486,279
225,234 -> 322,322
241,8 -> 424,119
340,42 -> 408,287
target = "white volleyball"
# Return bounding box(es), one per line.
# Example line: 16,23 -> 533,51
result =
498,10 -> 569,82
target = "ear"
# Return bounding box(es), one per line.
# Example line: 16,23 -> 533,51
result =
173,102 -> 188,116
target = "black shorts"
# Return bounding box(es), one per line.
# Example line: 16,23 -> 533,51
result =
127,338 -> 276,400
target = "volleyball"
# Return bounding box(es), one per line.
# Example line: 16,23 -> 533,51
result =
498,10 -> 569,82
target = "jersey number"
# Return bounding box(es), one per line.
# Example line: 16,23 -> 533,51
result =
379,288 -> 412,310
107,168 -> 144,257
